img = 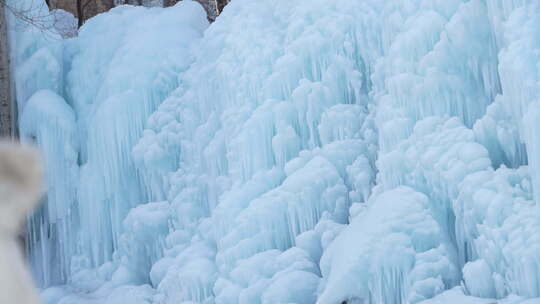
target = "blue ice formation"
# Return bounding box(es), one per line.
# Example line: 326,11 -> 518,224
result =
6,0 -> 540,303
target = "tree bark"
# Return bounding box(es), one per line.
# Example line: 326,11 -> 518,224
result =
76,0 -> 84,27
0,2 -> 14,139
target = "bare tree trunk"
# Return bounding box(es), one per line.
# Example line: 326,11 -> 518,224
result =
77,0 -> 100,28
76,0 -> 84,27
0,2 -> 14,139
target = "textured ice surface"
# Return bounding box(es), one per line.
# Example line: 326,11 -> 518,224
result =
8,0 -> 540,303
68,5 -> 206,276
10,0 -> 208,289
20,90 -> 78,287
319,187 -> 459,304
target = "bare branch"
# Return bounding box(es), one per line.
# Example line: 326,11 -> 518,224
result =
0,0 -> 54,32
0,0 -> 74,40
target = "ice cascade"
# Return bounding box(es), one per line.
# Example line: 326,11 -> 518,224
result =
7,0 -> 540,303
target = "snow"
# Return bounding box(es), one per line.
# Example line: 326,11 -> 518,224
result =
6,0 -> 540,303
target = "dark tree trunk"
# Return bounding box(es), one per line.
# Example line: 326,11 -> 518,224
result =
77,0 -> 96,28
76,0 -> 84,27
0,2 -> 14,138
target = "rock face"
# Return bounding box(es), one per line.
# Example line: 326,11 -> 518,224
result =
0,4 -> 13,138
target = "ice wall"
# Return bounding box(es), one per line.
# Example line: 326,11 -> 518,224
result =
9,0 -> 208,289
66,1 -> 207,270
132,1 -> 378,302
7,0 -> 73,287
21,90 -> 78,287
8,0 -> 540,303
6,0 -> 64,121
319,187 -> 459,304
134,0 -> 540,302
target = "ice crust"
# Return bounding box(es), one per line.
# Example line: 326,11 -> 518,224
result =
7,0 -> 540,303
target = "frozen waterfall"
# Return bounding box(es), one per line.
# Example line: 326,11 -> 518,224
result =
6,0 -> 540,303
